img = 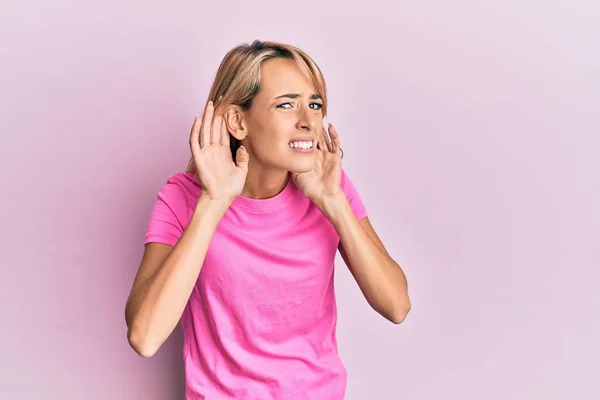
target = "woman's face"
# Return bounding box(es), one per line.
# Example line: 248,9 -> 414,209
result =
241,57 -> 324,173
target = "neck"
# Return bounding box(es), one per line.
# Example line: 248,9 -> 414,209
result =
241,163 -> 290,200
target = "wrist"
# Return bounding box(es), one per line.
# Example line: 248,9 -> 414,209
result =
317,191 -> 350,223
195,195 -> 231,219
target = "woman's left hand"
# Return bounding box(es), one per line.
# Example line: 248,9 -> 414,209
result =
292,123 -> 343,209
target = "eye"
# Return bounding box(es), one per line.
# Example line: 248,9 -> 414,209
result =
276,102 -> 323,110
276,102 -> 293,109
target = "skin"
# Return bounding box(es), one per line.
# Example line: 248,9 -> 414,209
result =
223,58 -> 327,199
125,57 -> 411,359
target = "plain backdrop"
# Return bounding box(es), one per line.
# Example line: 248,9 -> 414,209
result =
1,0 -> 598,399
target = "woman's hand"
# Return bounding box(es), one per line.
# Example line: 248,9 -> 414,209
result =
292,123 -> 343,209
190,101 -> 249,205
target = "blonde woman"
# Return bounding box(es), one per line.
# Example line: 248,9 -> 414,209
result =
125,40 -> 410,399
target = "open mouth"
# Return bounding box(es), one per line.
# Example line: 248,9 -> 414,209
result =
288,140 -> 314,150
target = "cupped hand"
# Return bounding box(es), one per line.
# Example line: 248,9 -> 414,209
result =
190,101 -> 249,204
292,123 -> 343,206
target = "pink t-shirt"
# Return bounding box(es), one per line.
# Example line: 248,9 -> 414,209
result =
144,169 -> 367,399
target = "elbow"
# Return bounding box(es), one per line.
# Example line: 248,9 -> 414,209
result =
127,327 -> 160,358
372,291 -> 411,324
125,303 -> 162,358
389,297 -> 411,325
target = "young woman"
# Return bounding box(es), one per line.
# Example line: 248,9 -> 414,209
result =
125,40 -> 410,399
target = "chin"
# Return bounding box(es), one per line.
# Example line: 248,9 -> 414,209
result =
289,165 -> 313,174
283,159 -> 314,174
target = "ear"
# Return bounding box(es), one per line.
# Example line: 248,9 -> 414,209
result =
223,106 -> 248,141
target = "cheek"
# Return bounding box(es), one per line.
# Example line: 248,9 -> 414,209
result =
253,116 -> 293,146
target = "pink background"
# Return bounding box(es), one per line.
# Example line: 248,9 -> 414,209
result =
1,1 -> 598,399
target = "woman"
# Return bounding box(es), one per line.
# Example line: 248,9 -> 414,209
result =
125,40 -> 410,399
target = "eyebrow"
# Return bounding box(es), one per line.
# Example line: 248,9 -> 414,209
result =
273,93 -> 322,100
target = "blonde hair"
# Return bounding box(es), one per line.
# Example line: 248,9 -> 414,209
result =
186,40 -> 328,173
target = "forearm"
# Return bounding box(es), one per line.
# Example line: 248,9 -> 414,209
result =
320,193 -> 410,323
127,196 -> 228,356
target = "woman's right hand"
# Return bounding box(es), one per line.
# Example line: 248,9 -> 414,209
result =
190,101 -> 249,205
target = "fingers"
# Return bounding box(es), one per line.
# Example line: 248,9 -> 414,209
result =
189,113 -> 202,157
211,95 -> 227,145
211,113 -> 223,145
235,145 -> 249,171
220,114 -> 230,146
196,98 -> 232,150
200,101 -> 214,148
328,124 -> 341,156
319,124 -> 333,152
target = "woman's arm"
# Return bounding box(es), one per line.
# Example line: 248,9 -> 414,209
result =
126,104 -> 250,358
320,192 -> 411,324
125,196 -> 229,358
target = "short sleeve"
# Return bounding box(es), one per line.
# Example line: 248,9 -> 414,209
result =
143,178 -> 188,247
341,168 -> 368,220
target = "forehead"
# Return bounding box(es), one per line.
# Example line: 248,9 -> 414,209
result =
258,58 -> 315,95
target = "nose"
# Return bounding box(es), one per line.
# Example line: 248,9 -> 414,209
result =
295,105 -> 316,131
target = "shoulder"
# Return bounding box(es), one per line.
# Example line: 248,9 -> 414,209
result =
340,168 -> 351,187
339,167 -> 368,219
154,171 -> 202,212
340,168 -> 361,195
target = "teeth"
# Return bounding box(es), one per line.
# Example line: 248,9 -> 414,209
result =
289,141 -> 313,149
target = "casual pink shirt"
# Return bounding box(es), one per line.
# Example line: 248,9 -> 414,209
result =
144,169 -> 367,399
